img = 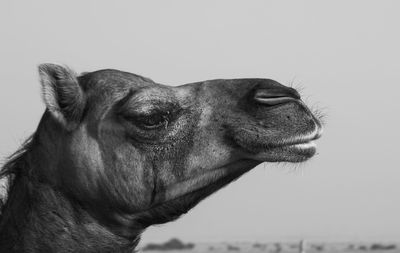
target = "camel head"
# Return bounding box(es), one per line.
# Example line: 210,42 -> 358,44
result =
36,64 -> 322,237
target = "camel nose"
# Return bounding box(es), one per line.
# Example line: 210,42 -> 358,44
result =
252,80 -> 300,106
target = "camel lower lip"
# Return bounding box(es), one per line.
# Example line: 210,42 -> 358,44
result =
288,141 -> 316,150
284,140 -> 317,159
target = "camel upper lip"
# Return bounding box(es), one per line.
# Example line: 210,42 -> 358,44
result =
278,129 -> 322,147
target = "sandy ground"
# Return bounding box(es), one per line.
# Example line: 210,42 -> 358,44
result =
138,242 -> 400,253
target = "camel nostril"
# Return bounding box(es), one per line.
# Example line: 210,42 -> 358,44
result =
254,92 -> 299,106
252,85 -> 300,106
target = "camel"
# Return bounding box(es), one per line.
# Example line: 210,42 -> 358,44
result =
0,64 -> 322,252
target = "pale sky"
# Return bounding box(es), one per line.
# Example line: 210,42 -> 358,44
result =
1,0 -> 399,244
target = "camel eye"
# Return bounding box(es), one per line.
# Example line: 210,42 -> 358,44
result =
133,112 -> 170,130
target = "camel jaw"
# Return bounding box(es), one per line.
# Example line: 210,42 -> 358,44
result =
160,159 -> 260,202
134,159 -> 260,226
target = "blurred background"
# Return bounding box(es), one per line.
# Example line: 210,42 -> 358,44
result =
0,0 -> 399,247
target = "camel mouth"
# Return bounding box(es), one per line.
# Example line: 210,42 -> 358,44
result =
244,126 -> 322,163
271,128 -> 322,161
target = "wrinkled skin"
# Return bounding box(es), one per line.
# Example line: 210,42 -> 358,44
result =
62,69 -> 321,225
0,64 -> 322,252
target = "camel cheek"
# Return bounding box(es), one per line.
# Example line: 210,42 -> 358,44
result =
59,126 -> 105,198
107,145 -> 154,208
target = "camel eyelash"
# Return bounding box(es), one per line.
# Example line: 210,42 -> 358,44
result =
133,112 -> 171,129
121,106 -> 182,132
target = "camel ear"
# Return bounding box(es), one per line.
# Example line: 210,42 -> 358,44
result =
38,63 -> 86,130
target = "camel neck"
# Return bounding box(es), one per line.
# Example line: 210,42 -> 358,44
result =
0,158 -> 140,253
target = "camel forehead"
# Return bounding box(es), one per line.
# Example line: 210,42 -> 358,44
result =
78,69 -> 166,110
77,69 -> 192,122
79,69 -> 156,92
